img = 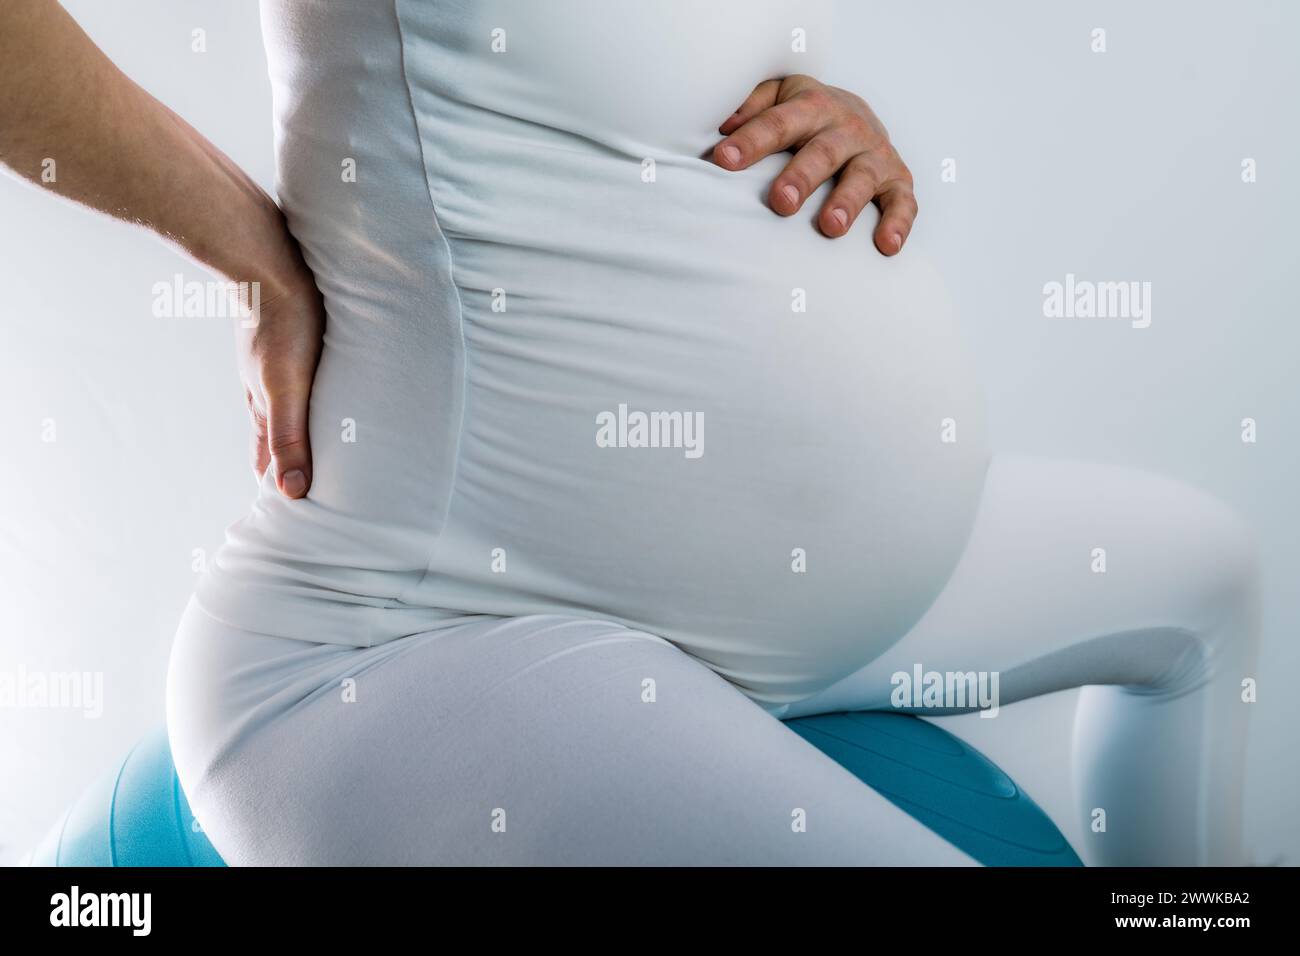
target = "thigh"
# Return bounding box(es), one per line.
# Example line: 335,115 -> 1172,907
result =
785,454 -> 1258,717
167,600 -> 976,865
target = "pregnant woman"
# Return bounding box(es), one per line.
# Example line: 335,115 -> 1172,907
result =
2,0 -> 1259,865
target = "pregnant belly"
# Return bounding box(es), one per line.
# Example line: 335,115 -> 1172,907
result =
214,0 -> 985,704
418,149 -> 991,702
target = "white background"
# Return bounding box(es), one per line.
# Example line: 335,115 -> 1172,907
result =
1,0 -> 1296,864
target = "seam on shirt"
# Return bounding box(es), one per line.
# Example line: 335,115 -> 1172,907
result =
390,0 -> 471,610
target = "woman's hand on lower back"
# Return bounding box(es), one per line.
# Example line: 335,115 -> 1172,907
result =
1,0 -> 325,499
236,270 -> 325,499
712,74 -> 918,255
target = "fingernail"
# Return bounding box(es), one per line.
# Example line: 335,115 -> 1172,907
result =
830,207 -> 849,230
781,184 -> 799,207
892,233 -> 904,251
282,469 -> 307,497
721,144 -> 741,166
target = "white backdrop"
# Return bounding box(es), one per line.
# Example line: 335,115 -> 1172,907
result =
2,0 -> 1296,863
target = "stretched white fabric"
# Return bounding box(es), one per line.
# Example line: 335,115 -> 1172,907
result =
169,0 -> 1259,865
194,0 -> 988,704
171,456 -> 1258,865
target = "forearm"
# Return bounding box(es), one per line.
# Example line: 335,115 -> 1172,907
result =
0,0 -> 304,295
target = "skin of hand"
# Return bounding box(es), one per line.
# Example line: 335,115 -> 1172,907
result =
713,74 -> 919,255
0,0 -> 320,498
236,276 -> 324,498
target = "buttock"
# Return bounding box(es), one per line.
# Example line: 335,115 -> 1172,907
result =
165,598 -> 684,844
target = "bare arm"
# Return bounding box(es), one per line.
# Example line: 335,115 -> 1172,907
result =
0,0 -> 320,497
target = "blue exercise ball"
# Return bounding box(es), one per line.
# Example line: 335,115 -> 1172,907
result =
28,714 -> 1080,866
27,727 -> 225,867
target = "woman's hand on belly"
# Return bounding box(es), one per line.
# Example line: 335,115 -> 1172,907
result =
712,74 -> 918,254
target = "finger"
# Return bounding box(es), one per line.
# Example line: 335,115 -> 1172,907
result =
717,78 -> 780,135
768,128 -> 860,216
712,94 -> 828,171
816,151 -> 886,237
262,367 -> 313,499
872,177 -> 919,256
245,388 -> 271,480
250,428 -> 271,482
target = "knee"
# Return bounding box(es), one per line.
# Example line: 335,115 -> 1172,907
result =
1183,489 -> 1259,628
1154,482 -> 1261,675
1085,462 -> 1261,666
1070,461 -> 1260,635
1079,477 -> 1261,697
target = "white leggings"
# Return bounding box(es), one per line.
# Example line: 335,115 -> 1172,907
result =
166,455 -> 1259,865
